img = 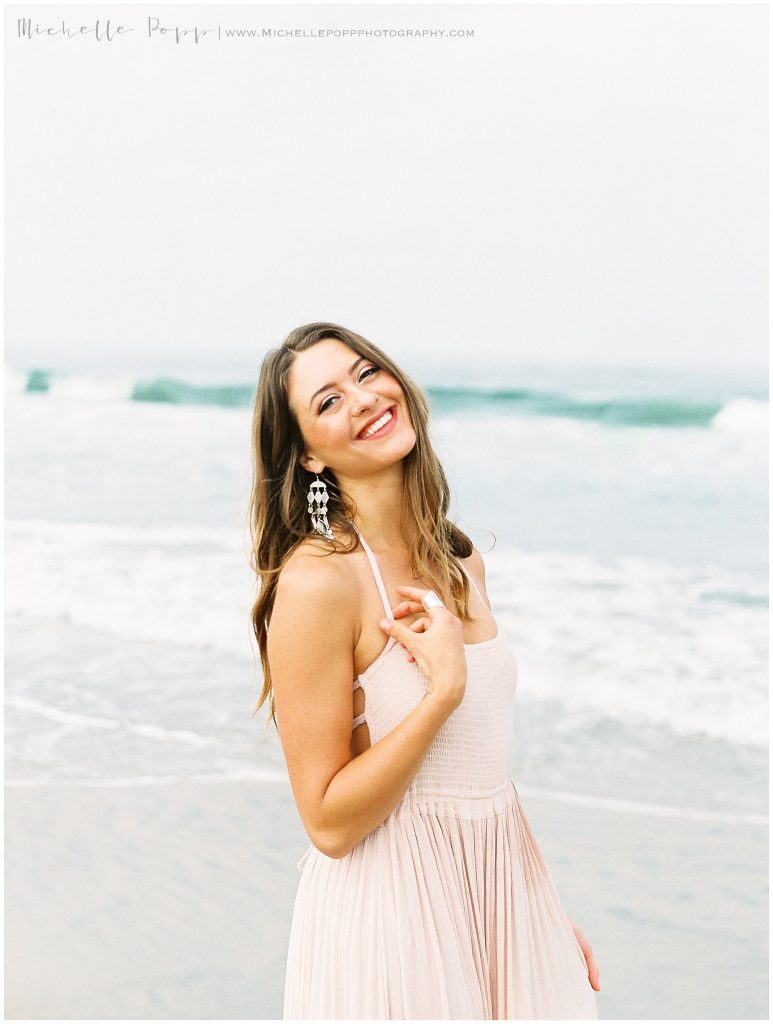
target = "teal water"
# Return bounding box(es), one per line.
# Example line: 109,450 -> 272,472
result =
14,361 -> 768,430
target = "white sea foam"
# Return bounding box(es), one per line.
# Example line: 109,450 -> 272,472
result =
5,517 -> 767,748
488,549 -> 768,748
4,365 -> 29,394
4,767 -> 288,787
514,784 -> 768,826
711,398 -> 769,436
6,695 -> 219,746
47,374 -> 137,402
4,771 -> 766,826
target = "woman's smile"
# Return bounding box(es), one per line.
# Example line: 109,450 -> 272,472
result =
356,404 -> 398,441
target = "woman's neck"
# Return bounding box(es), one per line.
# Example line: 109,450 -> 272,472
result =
338,465 -> 409,551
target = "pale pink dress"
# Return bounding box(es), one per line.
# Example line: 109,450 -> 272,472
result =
282,526 -> 598,1019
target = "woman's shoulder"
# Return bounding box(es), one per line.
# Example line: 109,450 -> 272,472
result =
458,545 -> 491,610
270,536 -> 361,656
277,534 -> 356,601
459,544 -> 487,584
461,545 -> 486,574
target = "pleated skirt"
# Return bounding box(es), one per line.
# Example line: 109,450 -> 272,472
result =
283,780 -> 598,1020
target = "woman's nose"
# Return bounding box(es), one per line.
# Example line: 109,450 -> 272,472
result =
351,384 -> 376,414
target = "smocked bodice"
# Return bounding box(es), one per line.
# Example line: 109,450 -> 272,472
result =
352,525 -> 518,799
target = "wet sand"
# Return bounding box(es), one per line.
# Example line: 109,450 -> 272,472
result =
4,777 -> 767,1019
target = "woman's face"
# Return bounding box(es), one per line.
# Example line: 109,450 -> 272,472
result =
287,338 -> 417,478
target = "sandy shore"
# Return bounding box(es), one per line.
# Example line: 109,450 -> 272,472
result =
4,777 -> 767,1020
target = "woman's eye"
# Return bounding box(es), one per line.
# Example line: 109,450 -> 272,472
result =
318,366 -> 379,413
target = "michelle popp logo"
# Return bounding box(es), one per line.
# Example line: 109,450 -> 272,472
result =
15,16 -> 474,45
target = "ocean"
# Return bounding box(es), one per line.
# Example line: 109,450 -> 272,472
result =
5,356 -> 768,1019
5,358 -> 768,796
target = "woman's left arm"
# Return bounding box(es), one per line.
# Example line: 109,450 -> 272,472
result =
569,920 -> 601,991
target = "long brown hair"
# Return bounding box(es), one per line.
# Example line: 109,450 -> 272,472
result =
247,322 -> 477,730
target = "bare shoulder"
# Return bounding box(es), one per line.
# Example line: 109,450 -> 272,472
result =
280,533 -> 353,579
274,536 -> 357,617
459,545 -> 492,611
462,545 -> 487,577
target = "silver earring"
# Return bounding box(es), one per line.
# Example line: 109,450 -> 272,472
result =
307,473 -> 334,540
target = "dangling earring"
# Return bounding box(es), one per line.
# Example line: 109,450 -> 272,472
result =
307,473 -> 334,540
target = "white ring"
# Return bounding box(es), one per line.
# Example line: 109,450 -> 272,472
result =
422,590 -> 445,612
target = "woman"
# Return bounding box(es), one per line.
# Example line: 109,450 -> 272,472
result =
248,322 -> 600,1019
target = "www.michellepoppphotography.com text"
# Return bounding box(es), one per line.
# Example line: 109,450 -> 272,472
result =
16,17 -> 475,45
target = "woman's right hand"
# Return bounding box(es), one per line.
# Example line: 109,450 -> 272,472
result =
379,585 -> 467,712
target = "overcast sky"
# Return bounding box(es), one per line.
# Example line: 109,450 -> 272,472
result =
5,3 -> 768,374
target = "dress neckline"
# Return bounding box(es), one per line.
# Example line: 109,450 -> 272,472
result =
351,522 -> 500,653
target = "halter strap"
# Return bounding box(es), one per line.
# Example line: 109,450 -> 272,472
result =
353,523 -> 485,611
459,561 -> 485,605
351,523 -> 394,621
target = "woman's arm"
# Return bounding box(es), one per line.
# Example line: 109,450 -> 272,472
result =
269,550 -> 459,860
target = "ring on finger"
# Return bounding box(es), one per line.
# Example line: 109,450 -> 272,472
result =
422,590 -> 445,612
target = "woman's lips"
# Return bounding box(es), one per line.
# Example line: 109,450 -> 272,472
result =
357,404 -> 398,440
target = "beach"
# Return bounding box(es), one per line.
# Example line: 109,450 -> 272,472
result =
4,362 -> 768,1019
5,772 -> 767,1020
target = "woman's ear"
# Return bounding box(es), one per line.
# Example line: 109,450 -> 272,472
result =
300,453 -> 324,475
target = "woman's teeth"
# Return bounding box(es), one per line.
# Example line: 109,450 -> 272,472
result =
359,408 -> 393,439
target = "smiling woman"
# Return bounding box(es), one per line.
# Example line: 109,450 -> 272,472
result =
356,403 -> 397,440
246,322 -> 600,1020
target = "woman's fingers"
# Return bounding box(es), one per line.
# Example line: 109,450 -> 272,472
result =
385,587 -> 458,669
395,616 -> 430,661
394,586 -> 449,620
582,943 -> 600,991
395,589 -> 444,602
392,599 -> 425,618
402,616 -> 429,661
569,921 -> 601,992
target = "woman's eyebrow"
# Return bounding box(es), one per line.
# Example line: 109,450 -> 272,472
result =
308,357 -> 368,409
